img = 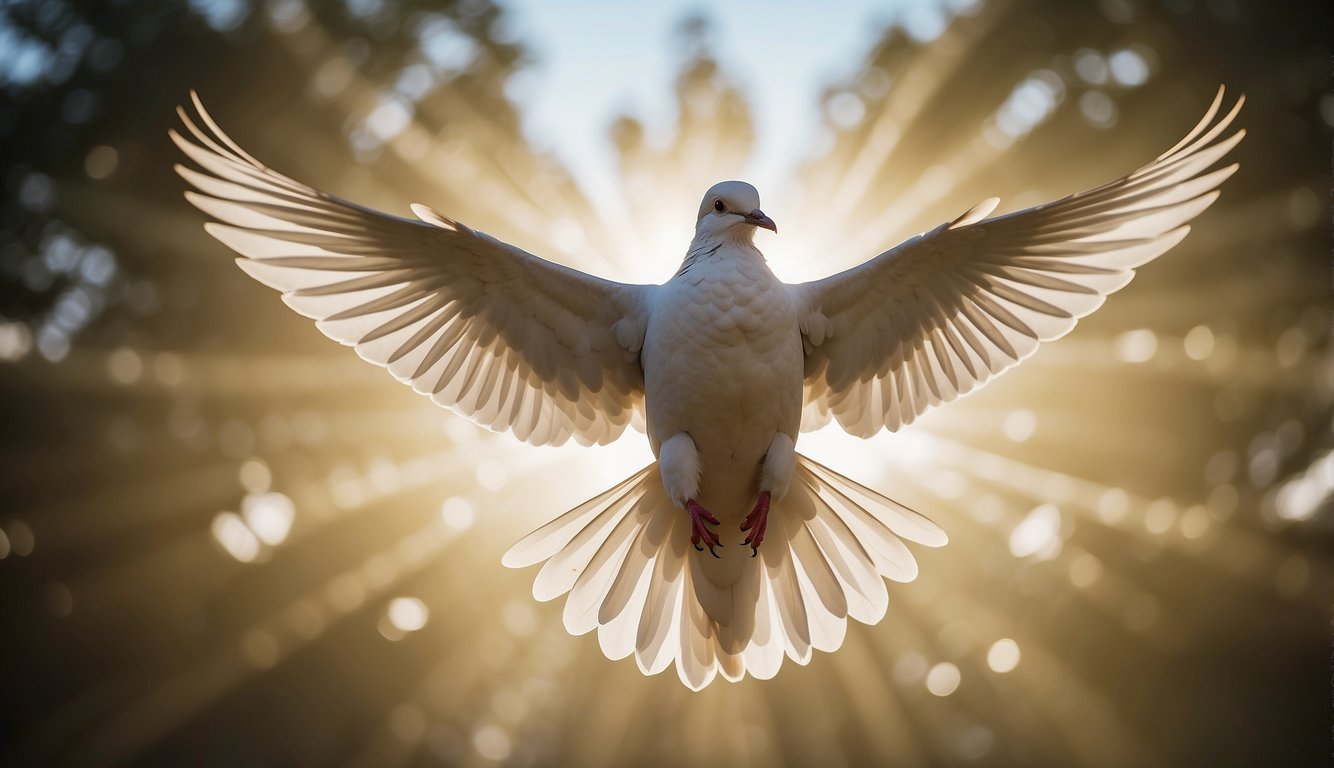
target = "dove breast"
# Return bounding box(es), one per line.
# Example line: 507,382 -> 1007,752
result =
642,242 -> 803,501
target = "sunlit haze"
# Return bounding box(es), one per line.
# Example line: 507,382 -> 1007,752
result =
0,1 -> 1327,766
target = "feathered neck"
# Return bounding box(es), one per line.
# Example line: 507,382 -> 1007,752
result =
675,229 -> 764,278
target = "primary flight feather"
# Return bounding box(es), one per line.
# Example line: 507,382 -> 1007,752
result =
173,86 -> 1242,690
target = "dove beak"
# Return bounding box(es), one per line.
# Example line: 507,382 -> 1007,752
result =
744,209 -> 778,233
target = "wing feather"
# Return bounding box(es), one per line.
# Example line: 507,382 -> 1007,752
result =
798,87 -> 1242,434
175,93 -> 650,446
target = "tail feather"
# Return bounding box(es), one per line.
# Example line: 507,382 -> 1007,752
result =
597,564 -> 648,661
679,573 -> 718,690
533,482 -> 643,602
502,465 -> 652,569
563,496 -> 647,635
688,551 -> 733,628
788,518 -> 848,622
824,480 -> 920,582
762,512 -> 812,664
797,562 -> 849,653
802,456 -> 948,547
805,498 -> 890,623
635,535 -> 683,676
502,454 -> 947,690
597,519 -> 654,626
740,575 -> 783,680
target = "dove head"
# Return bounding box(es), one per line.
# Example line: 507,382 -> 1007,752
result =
694,180 -> 777,241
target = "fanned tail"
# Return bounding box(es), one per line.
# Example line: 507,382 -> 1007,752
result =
502,454 -> 947,690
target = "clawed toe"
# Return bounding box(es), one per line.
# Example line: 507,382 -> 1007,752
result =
686,499 -> 722,558
741,491 -> 771,557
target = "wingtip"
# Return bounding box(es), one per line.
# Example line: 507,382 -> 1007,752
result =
410,202 -> 460,231
949,196 -> 1001,229
500,535 -> 545,569
201,220 -> 226,237
184,190 -> 226,217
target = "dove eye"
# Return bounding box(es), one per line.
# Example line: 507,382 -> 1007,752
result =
713,200 -> 725,213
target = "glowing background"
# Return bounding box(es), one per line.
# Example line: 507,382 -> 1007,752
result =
0,0 -> 1329,766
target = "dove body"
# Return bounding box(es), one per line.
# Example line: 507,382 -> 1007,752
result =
644,222 -> 802,522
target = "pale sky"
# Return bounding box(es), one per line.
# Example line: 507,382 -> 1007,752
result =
495,0 -> 941,206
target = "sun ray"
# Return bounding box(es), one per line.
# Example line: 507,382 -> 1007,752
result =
0,1 -> 1325,766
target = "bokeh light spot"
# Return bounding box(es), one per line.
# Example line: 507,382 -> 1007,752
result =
827,92 -> 866,129
987,638 -> 1021,673
238,457 -> 272,494
1003,409 -> 1037,443
892,652 -> 928,686
242,492 -> 294,546
1115,329 -> 1158,363
1182,325 -> 1215,361
472,723 -> 512,761
106,347 -> 143,385
1096,488 -> 1129,525
387,597 -> 430,632
212,512 -> 260,562
1108,49 -> 1149,86
84,145 -> 119,179
1144,498 -> 1177,535
7,520 -> 35,556
1074,49 -> 1108,84
1068,552 -> 1103,588
1009,504 -> 1062,560
441,497 -> 477,530
1079,90 -> 1118,128
0,322 -> 33,362
925,662 -> 962,696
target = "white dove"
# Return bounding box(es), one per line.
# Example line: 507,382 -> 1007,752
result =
173,87 -> 1242,689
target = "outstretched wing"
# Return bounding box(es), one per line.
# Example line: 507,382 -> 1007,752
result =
173,93 -> 651,446
796,87 -> 1243,436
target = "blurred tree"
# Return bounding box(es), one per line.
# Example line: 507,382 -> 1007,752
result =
0,1 -> 535,764
0,0 -> 529,352
606,13 -> 756,270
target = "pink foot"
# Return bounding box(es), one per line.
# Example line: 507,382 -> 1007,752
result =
741,491 -> 771,557
686,499 -> 722,558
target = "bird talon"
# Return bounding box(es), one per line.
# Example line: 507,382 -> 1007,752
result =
741,491 -> 771,554
686,499 -> 722,557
